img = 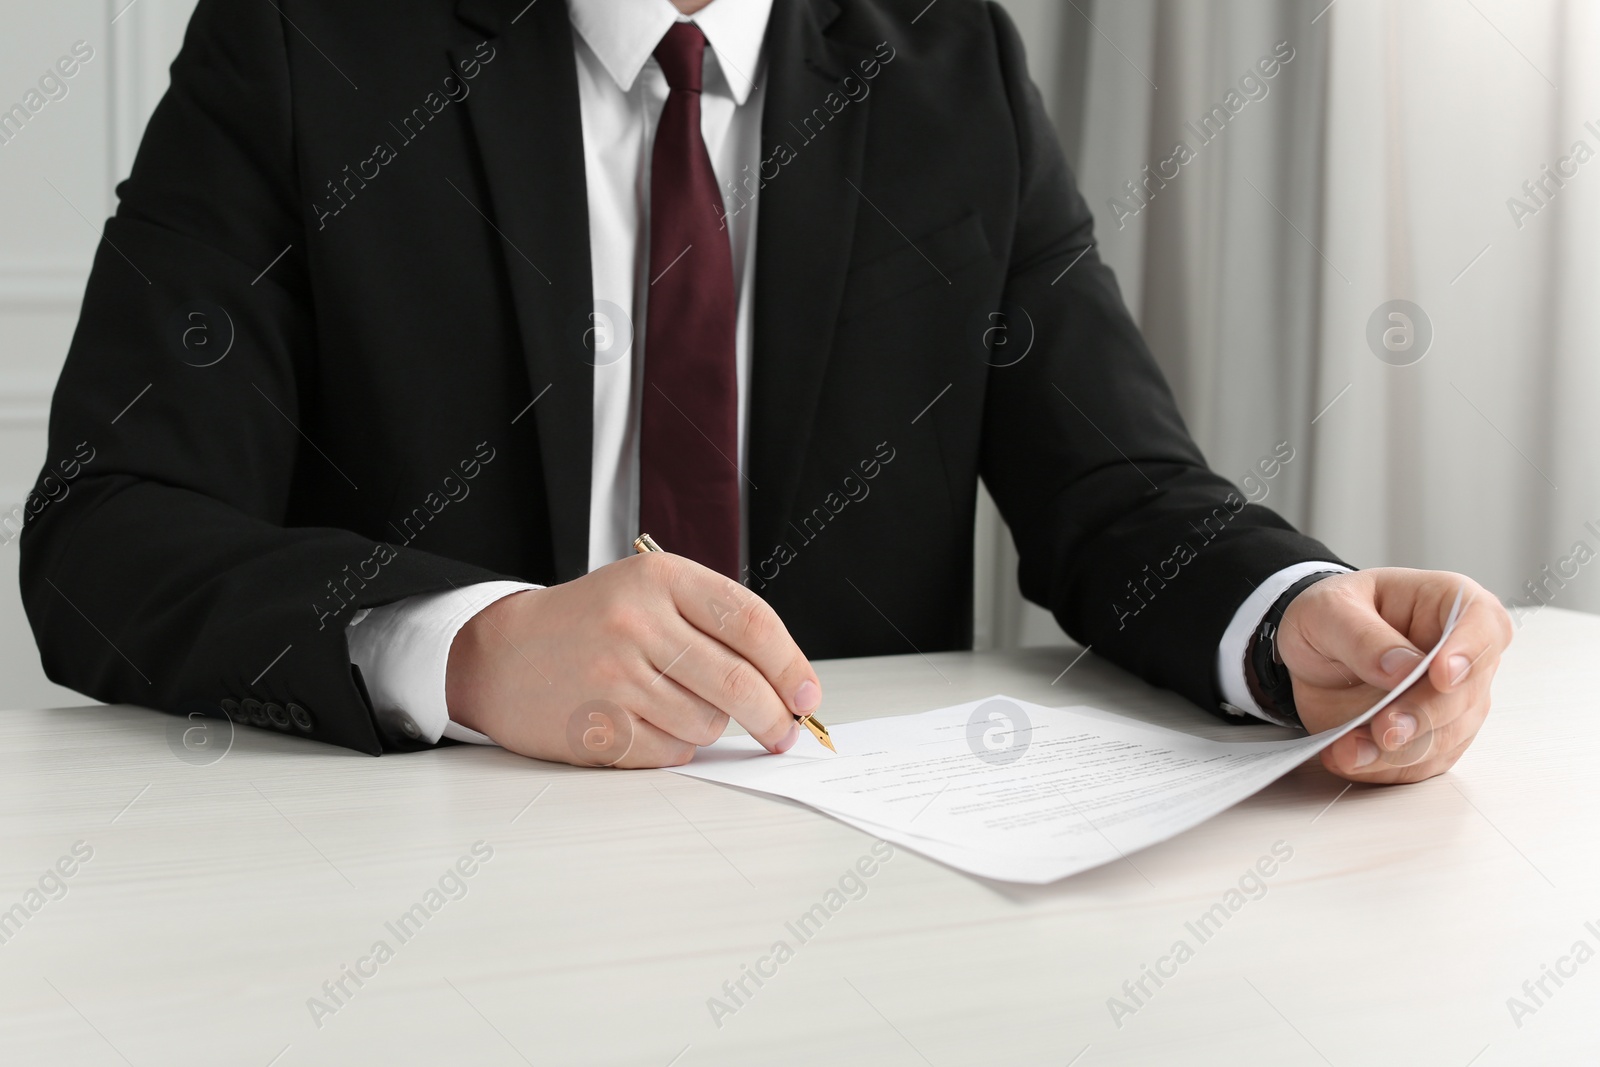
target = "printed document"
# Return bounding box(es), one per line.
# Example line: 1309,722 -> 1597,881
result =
669,591 -> 1464,883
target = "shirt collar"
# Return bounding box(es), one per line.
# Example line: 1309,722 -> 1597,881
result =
566,0 -> 772,105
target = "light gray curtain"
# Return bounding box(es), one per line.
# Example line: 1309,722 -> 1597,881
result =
980,0 -> 1326,647
979,0 -> 1600,648
975,0 -> 1097,648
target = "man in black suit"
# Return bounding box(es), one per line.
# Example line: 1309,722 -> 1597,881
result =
22,0 -> 1508,781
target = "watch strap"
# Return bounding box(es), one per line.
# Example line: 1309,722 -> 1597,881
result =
1242,570 -> 1345,729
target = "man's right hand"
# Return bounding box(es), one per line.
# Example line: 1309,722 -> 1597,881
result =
444,552 -> 821,767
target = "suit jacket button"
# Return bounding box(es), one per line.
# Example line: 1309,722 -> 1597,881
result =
221,699 -> 246,723
242,698 -> 267,726
288,703 -> 314,732
266,702 -> 291,729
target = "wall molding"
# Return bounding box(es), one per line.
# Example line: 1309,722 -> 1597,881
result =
0,383 -> 55,428
0,0 -> 195,311
0,261 -> 86,310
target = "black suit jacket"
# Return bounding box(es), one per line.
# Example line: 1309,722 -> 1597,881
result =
21,0 -> 1342,754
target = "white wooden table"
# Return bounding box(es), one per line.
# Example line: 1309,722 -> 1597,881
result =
1,607 -> 1595,1066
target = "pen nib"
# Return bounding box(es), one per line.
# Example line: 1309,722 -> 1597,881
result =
799,714 -> 836,753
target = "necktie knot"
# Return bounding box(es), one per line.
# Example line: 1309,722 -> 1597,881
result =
654,22 -> 706,93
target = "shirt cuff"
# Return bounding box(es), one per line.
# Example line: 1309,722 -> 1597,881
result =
346,580 -> 540,746
1216,561 -> 1351,725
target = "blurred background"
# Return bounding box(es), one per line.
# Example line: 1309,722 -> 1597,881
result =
2,0 -> 1595,709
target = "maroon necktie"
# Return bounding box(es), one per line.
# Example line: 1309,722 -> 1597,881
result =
639,23 -> 741,578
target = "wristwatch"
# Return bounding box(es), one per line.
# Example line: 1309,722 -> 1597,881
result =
1241,570 -> 1344,729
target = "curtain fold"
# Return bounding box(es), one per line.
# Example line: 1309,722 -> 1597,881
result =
980,0 -> 1600,648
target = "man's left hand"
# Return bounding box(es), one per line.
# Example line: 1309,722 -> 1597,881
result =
1274,568 -> 1513,784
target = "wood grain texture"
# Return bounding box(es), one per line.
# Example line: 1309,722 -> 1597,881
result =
0,607 -> 1594,1065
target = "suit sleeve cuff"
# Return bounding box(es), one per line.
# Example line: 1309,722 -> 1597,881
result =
1216,561 -> 1351,724
345,580 -> 539,746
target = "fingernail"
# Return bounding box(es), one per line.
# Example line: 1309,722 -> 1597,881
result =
1351,736 -> 1379,769
1380,647 -> 1422,675
775,722 -> 800,753
1383,711 -> 1417,748
1449,654 -> 1472,686
793,679 -> 820,713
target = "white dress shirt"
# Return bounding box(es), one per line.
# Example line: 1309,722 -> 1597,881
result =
346,0 -> 1342,747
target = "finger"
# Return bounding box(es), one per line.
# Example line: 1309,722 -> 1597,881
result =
1425,588 -> 1511,695
609,711 -> 699,769
666,558 -> 822,720
1370,660 -> 1495,754
1320,694 -> 1484,782
549,699 -> 695,769
629,671 -> 732,748
1320,729 -> 1475,786
647,617 -> 800,753
1291,582 -> 1426,692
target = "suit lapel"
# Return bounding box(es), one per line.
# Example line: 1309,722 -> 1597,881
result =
453,0 -> 594,582
748,0 -> 874,564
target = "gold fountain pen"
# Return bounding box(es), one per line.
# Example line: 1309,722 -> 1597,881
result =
633,533 -> 835,753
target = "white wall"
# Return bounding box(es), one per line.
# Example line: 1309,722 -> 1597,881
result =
0,0 -> 197,709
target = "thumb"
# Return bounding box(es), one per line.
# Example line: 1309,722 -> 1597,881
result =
1289,592 -> 1423,692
